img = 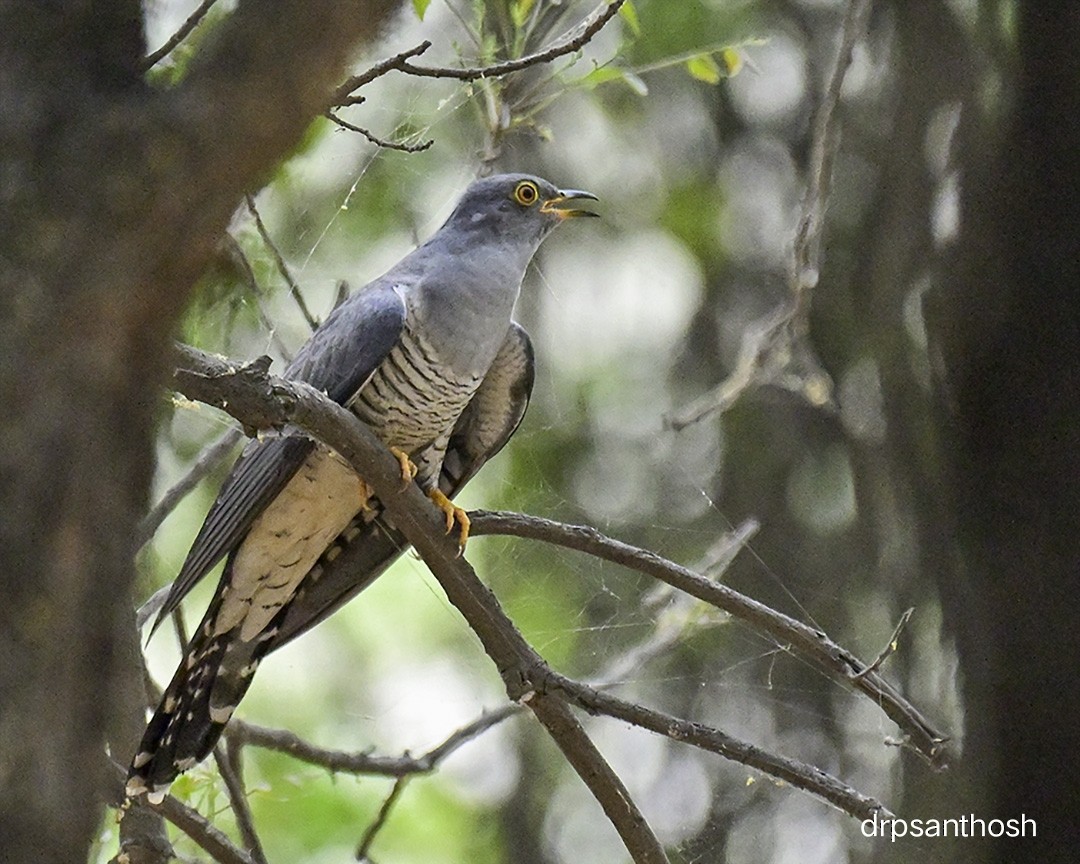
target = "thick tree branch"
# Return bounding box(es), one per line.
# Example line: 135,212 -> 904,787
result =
169,343 -> 670,864
163,343 -> 923,834
1,3 -> 400,860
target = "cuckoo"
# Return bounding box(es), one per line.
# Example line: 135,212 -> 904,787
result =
127,173 -> 597,800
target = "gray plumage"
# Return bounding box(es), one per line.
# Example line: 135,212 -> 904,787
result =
127,173 -> 596,799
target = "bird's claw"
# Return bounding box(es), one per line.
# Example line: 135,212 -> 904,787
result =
427,488 -> 470,554
389,446 -> 418,487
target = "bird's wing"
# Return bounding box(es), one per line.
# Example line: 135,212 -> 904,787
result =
267,323 -> 534,650
150,283 -> 407,632
438,322 -> 535,496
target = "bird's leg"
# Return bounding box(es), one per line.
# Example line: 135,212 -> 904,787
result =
427,488 -> 470,552
389,446 -> 418,487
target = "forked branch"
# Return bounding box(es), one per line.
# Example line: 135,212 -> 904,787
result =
159,343 -> 936,858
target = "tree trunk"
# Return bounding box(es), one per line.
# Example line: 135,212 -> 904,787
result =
0,3 -> 403,860
932,3 -> 1080,861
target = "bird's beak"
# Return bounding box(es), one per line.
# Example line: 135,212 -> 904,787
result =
541,189 -> 600,219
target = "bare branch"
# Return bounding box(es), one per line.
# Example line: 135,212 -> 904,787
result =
332,0 -> 625,105
325,111 -> 433,152
853,607 -> 915,681
468,510 -> 950,768
332,41 -> 433,105
605,521 -> 760,682
355,776 -> 408,862
221,233 -> 297,362
546,672 -> 891,821
245,195 -> 319,332
228,705 -> 520,777
142,0 -> 219,71
161,344 -> 938,836
163,343 -> 940,837
214,740 -> 267,864
792,0 -> 874,304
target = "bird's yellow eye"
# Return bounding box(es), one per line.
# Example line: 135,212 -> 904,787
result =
513,180 -> 539,206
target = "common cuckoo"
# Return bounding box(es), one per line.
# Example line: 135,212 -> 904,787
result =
127,174 -> 596,799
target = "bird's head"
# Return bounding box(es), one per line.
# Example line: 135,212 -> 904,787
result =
443,173 -> 598,245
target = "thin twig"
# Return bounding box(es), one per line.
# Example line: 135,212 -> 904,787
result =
332,42 -> 434,105
468,510 -> 949,768
142,0 -> 219,70
136,427 -> 243,551
665,308 -> 790,430
355,776 -> 409,862
395,0 -> 624,81
791,0 -> 874,303
332,0 -> 625,105
324,111 -> 434,152
245,196 -> 319,332
852,607 -> 915,681
214,740 -> 268,864
228,705 -> 520,777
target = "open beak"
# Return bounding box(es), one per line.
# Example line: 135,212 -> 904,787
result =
541,188 -> 600,219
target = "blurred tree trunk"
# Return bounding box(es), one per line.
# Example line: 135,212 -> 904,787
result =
930,3 -> 1080,861
0,3 -> 402,861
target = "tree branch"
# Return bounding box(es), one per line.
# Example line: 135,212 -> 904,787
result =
245,195 -> 319,332
215,740 -> 268,864
168,343 -> 670,864
136,427 -> 243,551
228,705 -> 520,777
161,343 -> 936,836
545,672 -> 890,821
332,0 -> 625,104
324,111 -> 434,152
108,764 -> 256,864
142,0 -> 219,70
160,344 -> 935,827
468,510 -> 949,768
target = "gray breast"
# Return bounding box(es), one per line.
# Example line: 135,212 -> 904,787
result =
349,323 -> 484,458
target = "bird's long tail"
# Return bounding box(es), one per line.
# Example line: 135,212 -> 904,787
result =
126,587 -> 274,802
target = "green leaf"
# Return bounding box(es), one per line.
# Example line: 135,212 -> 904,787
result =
412,0 -> 431,20
510,0 -> 536,28
686,52 -> 722,85
721,46 -> 744,77
580,65 -> 648,96
619,0 -> 642,38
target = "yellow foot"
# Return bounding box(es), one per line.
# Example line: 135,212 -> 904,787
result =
389,446 -> 418,487
427,488 -> 470,552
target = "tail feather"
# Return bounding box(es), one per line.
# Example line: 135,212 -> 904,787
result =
126,610 -> 272,800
